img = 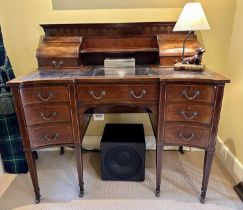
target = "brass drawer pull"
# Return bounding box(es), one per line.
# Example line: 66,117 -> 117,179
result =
130,90 -> 146,99
40,112 -> 57,121
52,61 -> 57,68
37,92 -> 54,102
182,90 -> 200,100
178,132 -> 195,141
180,111 -> 198,120
44,133 -> 60,142
59,61 -> 63,68
89,90 -> 106,100
52,61 -> 63,68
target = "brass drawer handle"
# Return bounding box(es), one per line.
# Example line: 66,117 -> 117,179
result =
182,90 -> 200,100
178,132 -> 195,141
44,133 -> 60,142
40,112 -> 57,121
89,90 -> 106,100
180,111 -> 198,120
130,90 -> 146,99
52,61 -> 57,68
59,61 -> 63,68
52,61 -> 63,68
37,92 -> 54,102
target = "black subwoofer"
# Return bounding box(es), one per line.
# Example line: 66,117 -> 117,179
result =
101,124 -> 145,181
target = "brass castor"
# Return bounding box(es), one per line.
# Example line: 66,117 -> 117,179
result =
200,191 -> 206,204
79,189 -> 84,198
35,195 -> 41,204
155,190 -> 160,197
200,195 -> 206,204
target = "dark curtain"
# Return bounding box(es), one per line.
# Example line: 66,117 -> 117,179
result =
0,28 -> 28,173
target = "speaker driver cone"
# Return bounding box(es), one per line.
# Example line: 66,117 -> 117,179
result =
105,146 -> 142,179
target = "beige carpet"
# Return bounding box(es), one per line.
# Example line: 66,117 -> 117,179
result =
13,199 -> 238,210
0,151 -> 242,210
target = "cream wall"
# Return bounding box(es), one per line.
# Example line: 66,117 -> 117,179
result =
197,0 -> 243,164
0,1 -> 242,165
52,0 -> 189,9
0,0 -> 182,77
198,1 -> 243,165
217,0 -> 243,164
197,0 -> 236,75
0,0 -> 182,137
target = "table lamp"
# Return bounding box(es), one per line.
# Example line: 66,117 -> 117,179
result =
173,2 -> 210,63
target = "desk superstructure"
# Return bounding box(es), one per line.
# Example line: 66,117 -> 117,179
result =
7,22 -> 229,204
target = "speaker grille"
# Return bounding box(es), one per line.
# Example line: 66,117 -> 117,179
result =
101,124 -> 145,181
105,146 -> 142,179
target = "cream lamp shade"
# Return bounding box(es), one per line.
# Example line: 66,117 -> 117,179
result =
173,2 -> 210,32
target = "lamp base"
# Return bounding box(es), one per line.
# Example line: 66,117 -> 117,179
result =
174,62 -> 205,72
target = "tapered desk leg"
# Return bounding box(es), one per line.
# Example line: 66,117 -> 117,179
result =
25,151 -> 41,204
74,145 -> 84,197
200,150 -> 214,203
156,146 -> 163,197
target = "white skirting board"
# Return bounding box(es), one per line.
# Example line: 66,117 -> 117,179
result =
215,137 -> 243,183
1,136 -> 242,183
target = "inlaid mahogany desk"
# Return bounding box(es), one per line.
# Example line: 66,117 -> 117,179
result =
7,22 -> 230,204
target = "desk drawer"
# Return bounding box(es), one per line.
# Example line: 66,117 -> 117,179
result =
165,104 -> 213,125
38,58 -> 80,69
167,85 -> 216,104
28,124 -> 73,148
21,86 -> 69,105
77,84 -> 158,103
25,105 -> 71,126
164,124 -> 210,148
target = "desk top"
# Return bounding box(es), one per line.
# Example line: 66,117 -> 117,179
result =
8,66 -> 230,86
8,23 -> 229,87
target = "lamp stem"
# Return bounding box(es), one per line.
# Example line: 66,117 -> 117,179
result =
182,30 -> 193,62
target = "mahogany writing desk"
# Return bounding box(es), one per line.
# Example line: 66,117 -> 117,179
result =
7,22 -> 230,204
